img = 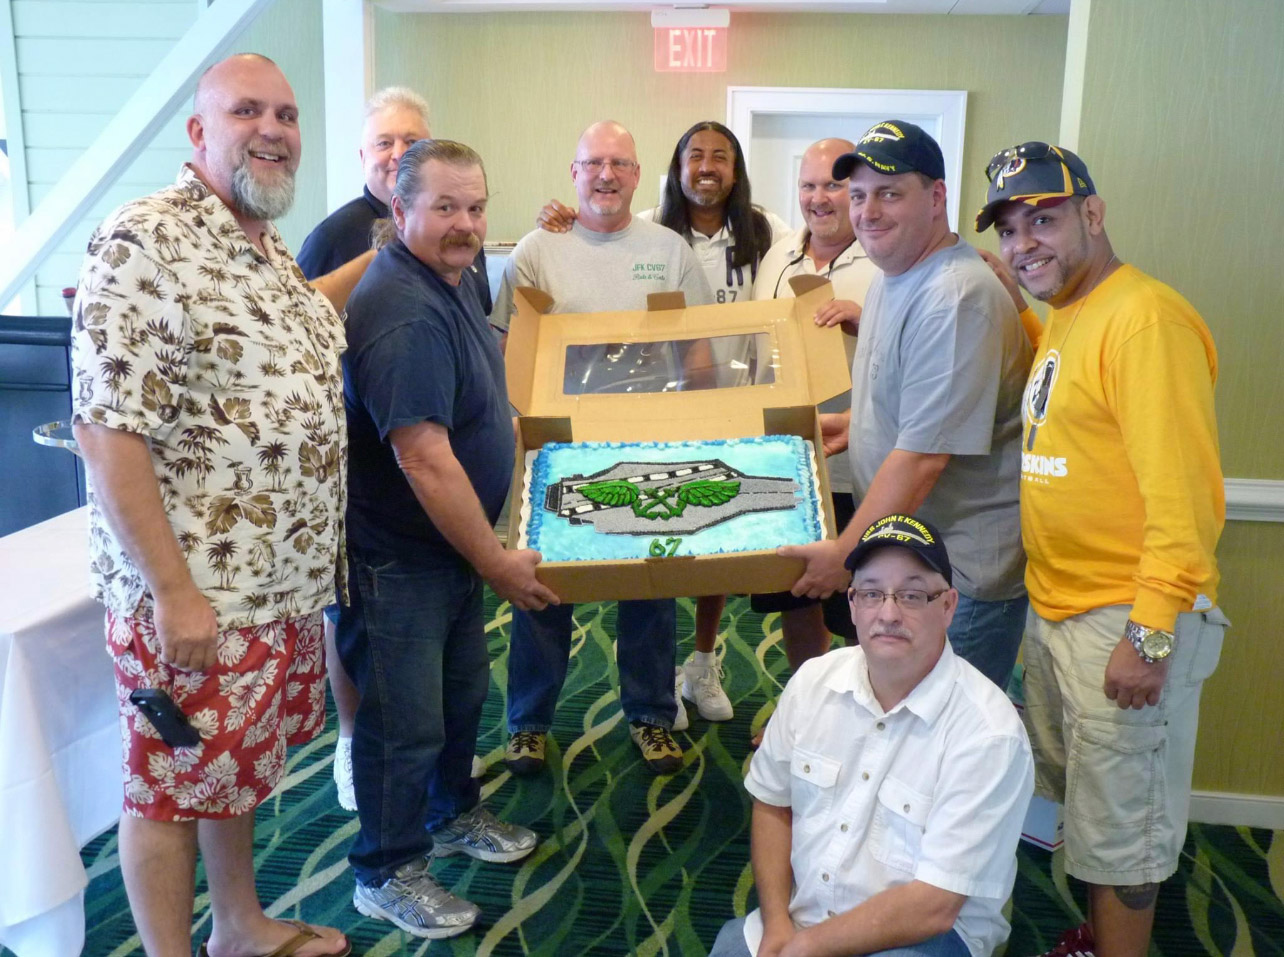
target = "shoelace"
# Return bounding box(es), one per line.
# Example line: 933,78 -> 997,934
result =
392,863 -> 454,907
694,666 -> 724,694
637,725 -> 675,751
510,732 -> 542,754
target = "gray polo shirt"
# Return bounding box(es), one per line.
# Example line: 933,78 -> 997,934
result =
847,239 -> 1031,600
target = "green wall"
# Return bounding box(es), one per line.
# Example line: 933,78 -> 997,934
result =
1079,0 -> 1284,481
234,0 -> 327,252
1077,0 -> 1284,797
372,11 -> 1067,244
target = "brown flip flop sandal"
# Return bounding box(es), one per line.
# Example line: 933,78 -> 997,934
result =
197,919 -> 351,957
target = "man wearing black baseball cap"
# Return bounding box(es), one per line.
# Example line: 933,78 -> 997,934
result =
780,120 -> 1033,697
978,143 -> 1227,957
710,513 -> 1033,957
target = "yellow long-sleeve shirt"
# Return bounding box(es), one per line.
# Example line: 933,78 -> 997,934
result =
1019,264 -> 1223,631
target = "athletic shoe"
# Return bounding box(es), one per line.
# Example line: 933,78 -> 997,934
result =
682,659 -> 734,721
504,731 -> 546,776
333,736 -> 356,812
1031,923 -> 1096,957
429,805 -> 538,863
672,668 -> 690,732
352,856 -> 479,939
471,754 -> 486,778
629,721 -> 683,774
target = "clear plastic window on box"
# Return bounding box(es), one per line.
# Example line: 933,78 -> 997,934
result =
562,331 -> 779,395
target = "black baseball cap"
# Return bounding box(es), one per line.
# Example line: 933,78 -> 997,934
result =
844,513 -> 953,586
832,120 -> 947,183
975,142 -> 1096,232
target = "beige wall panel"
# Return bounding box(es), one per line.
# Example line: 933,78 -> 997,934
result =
1194,521 -> 1284,795
1079,0 -> 1284,480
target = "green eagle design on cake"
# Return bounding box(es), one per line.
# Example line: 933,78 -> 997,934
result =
543,458 -> 800,536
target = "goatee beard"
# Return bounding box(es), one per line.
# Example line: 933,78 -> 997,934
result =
230,160 -> 295,221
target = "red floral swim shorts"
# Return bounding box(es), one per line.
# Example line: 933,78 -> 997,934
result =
107,609 -> 326,821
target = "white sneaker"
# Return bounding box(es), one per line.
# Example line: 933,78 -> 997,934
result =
334,736 -> 357,811
672,667 -> 690,732
682,659 -> 733,721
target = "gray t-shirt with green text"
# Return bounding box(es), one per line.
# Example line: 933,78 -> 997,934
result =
492,218 -> 714,394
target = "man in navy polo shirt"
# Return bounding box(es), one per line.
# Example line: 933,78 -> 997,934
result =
336,138 -> 559,940
297,86 -> 491,309
297,86 -> 492,811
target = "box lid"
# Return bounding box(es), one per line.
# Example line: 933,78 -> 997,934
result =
505,276 -> 851,442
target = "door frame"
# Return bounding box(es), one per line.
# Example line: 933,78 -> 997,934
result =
726,86 -> 968,230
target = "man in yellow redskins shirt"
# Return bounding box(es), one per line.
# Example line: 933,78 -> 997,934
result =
976,144 -> 1228,957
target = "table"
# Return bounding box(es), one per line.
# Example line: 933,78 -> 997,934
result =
0,508 -> 119,957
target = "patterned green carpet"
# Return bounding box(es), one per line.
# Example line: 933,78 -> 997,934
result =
48,596 -> 1284,955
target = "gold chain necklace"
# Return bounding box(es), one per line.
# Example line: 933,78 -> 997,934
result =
1025,254 -> 1119,451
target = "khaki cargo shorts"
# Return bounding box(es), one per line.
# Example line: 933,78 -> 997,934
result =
1021,603 -> 1228,885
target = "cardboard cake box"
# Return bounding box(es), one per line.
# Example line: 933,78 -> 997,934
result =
504,276 -> 852,604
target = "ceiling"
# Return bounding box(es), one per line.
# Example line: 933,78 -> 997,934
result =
377,0 -> 1070,15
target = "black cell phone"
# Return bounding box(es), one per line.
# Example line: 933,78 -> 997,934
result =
129,688 -> 201,748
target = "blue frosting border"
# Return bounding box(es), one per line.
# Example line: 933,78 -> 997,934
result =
524,435 -> 822,559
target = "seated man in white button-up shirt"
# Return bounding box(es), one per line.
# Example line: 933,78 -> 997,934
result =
710,514 -> 1034,957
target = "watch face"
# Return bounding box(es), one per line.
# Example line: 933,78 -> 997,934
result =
1141,630 -> 1174,659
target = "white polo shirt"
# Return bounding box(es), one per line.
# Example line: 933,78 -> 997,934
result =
638,206 -> 791,304
743,643 -> 1033,957
753,227 -> 880,494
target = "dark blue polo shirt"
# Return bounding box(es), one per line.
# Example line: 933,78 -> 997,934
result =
343,239 -> 513,558
297,186 -> 493,314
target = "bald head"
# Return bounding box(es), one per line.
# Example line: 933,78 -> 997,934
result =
798,138 -> 858,249
571,120 -> 641,232
193,53 -> 281,114
806,138 -> 856,172
188,53 -> 299,227
575,120 -> 637,162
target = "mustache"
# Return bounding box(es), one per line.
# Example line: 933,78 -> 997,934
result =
868,628 -> 912,640
441,233 -> 480,251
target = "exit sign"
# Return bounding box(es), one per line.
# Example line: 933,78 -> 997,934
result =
654,26 -> 728,73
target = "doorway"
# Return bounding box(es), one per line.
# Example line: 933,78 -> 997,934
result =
726,87 -> 968,230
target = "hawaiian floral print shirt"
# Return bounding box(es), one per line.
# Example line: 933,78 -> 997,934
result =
71,165 -> 347,629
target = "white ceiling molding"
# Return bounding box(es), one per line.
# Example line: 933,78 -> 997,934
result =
376,0 -> 1067,13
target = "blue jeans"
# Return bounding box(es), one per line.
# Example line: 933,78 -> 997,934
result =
335,547 -> 486,885
708,917 -> 970,957
947,590 -> 1028,694
507,600 -> 677,731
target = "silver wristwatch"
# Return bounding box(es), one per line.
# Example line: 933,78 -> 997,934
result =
1125,620 -> 1174,664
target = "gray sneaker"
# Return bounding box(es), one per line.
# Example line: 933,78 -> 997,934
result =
429,805 -> 537,863
352,856 -> 479,939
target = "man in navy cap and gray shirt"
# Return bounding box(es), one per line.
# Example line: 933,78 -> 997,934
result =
781,121 -> 1033,692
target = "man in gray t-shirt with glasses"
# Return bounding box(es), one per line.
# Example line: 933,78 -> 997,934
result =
492,121 -> 712,778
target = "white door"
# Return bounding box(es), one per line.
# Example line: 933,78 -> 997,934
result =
728,87 -> 968,232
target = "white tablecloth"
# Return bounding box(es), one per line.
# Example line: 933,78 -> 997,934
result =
0,508 -> 119,957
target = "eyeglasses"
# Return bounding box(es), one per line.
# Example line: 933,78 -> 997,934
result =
984,141 -> 1057,183
847,588 -> 948,611
575,158 -> 638,174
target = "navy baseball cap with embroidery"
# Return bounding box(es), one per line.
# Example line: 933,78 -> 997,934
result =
975,141 -> 1097,232
832,120 -> 947,182
844,513 -> 953,586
